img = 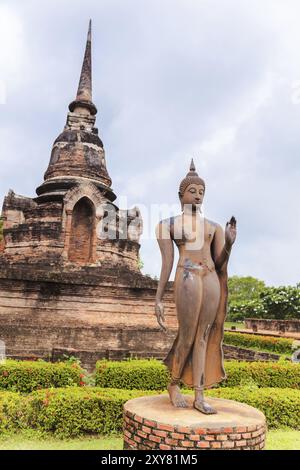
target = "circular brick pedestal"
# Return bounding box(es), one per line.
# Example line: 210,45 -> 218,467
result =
123,395 -> 266,450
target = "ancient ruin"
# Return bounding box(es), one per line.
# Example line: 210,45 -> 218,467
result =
0,22 -> 176,369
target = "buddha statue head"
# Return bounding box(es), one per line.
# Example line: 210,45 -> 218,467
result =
178,159 -> 205,210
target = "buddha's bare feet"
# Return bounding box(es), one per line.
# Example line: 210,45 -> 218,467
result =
193,399 -> 217,415
167,384 -> 188,408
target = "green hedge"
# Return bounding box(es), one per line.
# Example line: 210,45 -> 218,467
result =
221,361 -> 300,388
5,386 -> 299,437
95,359 -> 300,390
0,390 -> 26,432
223,331 -> 294,354
0,360 -> 84,393
96,359 -> 170,390
207,387 -> 300,430
24,387 -> 153,437
1,385 -> 299,437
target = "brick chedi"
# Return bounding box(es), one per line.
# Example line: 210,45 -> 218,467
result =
0,22 -> 177,369
2,21 -> 140,271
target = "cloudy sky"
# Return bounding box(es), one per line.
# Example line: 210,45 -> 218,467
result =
0,0 -> 299,286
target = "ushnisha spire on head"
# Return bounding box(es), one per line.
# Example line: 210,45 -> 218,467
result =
178,159 -> 206,197
69,19 -> 97,116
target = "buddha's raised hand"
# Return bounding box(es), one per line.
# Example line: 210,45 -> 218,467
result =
225,216 -> 237,248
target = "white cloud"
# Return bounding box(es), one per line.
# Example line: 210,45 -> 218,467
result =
0,0 -> 299,286
0,5 -> 26,90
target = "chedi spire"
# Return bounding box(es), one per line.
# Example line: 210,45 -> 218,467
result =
38,19 -> 115,200
69,19 -> 97,116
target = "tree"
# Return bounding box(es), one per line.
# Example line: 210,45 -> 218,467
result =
227,276 -> 266,321
228,276 -> 266,304
259,286 -> 300,320
227,279 -> 300,321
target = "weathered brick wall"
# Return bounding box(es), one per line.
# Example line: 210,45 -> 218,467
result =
223,344 -> 281,362
2,196 -> 65,264
0,268 -> 176,369
0,266 -> 286,370
245,318 -> 300,333
1,188 -> 141,271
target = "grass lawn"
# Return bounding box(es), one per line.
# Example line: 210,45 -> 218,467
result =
0,431 -> 122,450
224,321 -> 245,330
265,429 -> 300,450
0,429 -> 299,450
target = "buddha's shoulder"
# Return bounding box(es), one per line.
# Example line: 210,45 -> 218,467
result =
205,218 -> 222,231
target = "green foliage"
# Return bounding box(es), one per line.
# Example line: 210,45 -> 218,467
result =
228,276 -> 266,304
95,358 -> 299,390
228,299 -> 266,321
227,284 -> 300,321
207,387 -> 300,429
223,331 -> 294,354
0,391 -> 26,432
1,381 -> 300,437
221,361 -> 300,389
0,360 -> 84,393
24,387 -> 153,437
14,386 -> 300,436
259,286 -> 300,320
227,276 -> 265,321
95,359 -> 170,390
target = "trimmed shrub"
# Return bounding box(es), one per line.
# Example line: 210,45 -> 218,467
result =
95,359 -> 170,390
223,331 -> 294,354
19,386 -> 300,436
221,361 -> 300,388
1,385 -> 300,437
24,387 -> 154,437
0,390 -> 26,432
95,359 -> 300,390
207,387 -> 300,429
0,360 -> 84,393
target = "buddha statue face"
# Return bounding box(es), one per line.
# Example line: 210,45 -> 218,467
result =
180,183 -> 205,211
178,160 -> 205,212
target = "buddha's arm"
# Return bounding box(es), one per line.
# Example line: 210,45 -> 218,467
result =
212,224 -> 231,272
155,221 -> 174,302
